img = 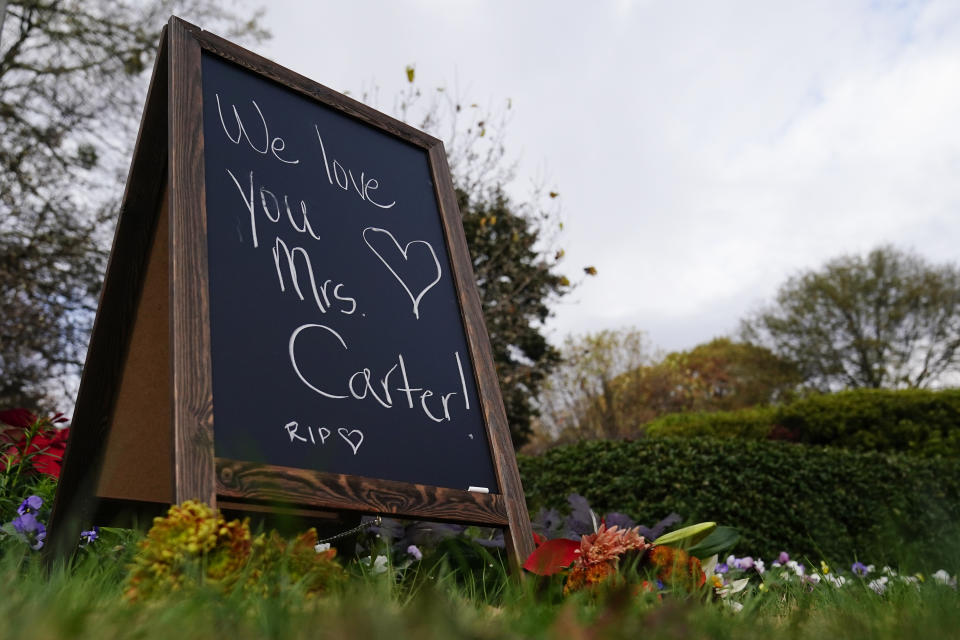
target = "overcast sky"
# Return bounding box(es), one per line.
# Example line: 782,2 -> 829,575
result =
249,0 -> 960,354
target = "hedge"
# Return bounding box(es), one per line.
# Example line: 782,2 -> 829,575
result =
643,388 -> 960,457
518,437 -> 960,568
645,406 -> 776,440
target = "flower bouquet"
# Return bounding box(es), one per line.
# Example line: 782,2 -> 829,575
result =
523,520 -> 727,598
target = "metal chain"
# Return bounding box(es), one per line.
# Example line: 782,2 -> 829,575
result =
316,515 -> 382,545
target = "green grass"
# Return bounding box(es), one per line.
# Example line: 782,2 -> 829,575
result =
1,539 -> 958,640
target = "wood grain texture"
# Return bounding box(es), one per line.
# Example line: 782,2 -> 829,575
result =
216,458 -> 508,526
168,17 -> 216,506
45,28 -> 172,561
428,144 -> 535,569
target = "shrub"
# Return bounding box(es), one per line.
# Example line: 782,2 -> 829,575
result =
640,388 -> 960,457
777,388 -> 960,456
518,437 -> 960,567
644,406 -> 776,440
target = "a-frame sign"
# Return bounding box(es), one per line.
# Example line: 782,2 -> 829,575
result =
49,16 -> 534,568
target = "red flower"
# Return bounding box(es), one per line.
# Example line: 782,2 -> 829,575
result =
0,409 -> 39,429
0,408 -> 70,478
524,523 -> 653,593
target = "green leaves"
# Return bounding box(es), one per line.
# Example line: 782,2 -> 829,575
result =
459,189 -> 567,446
687,526 -> 741,559
645,388 -> 960,458
520,436 -> 960,567
742,245 -> 960,390
653,522 -> 715,547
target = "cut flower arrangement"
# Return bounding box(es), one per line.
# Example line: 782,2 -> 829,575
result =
523,516 -> 959,608
523,520 -> 717,597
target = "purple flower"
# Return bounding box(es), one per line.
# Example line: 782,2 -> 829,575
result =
80,526 -> 99,547
778,551 -> 790,564
715,562 -> 729,574
738,556 -> 755,571
17,495 -> 42,516
12,514 -> 45,550
406,544 -> 422,561
31,525 -> 46,550
13,512 -> 40,534
852,562 -> 869,577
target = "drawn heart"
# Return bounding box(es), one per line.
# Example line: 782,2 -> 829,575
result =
362,227 -> 441,319
338,427 -> 364,455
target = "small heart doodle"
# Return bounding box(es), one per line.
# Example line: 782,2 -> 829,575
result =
362,227 -> 441,319
338,427 -> 364,455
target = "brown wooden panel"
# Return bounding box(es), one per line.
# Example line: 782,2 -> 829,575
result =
216,458 -> 508,526
168,17 -> 216,505
428,144 -> 535,568
46,27 -> 172,559
96,188 -> 172,504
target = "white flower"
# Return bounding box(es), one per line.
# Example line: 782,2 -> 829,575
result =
933,570 -> 957,588
702,554 -> 719,578
727,554 -> 737,568
806,573 -> 821,586
754,559 -> 765,575
360,554 -> 390,574
717,577 -> 750,599
868,576 -> 889,595
901,575 -> 920,589
726,601 -> 744,613
882,565 -> 897,577
824,573 -> 846,588
314,542 -> 331,553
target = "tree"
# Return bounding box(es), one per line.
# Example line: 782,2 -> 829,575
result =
0,0 -> 267,409
533,328 -> 653,444
741,246 -> 960,390
459,189 -> 570,445
637,338 -> 801,413
532,332 -> 798,449
391,68 -> 588,446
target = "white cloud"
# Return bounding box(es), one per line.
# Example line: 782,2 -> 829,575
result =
258,0 -> 960,351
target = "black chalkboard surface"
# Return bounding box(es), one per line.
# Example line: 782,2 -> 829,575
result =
200,54 -> 498,492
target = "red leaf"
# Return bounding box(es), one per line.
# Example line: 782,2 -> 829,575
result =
523,538 -> 580,575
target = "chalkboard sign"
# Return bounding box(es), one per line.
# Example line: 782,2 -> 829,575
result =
201,53 -> 497,491
49,17 -> 533,568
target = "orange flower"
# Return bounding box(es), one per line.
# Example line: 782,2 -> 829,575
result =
644,546 -> 706,591
563,524 -> 651,594
578,523 -> 650,566
565,559 -> 618,593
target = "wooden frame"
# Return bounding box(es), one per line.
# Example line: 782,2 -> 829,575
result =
49,17 -> 533,569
